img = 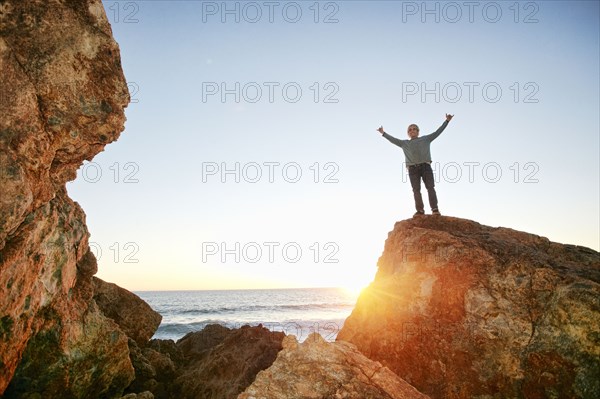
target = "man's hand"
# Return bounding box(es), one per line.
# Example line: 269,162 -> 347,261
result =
446,114 -> 454,121
377,126 -> 385,134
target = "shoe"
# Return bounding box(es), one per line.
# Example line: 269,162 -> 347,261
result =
413,211 -> 425,217
432,209 -> 441,215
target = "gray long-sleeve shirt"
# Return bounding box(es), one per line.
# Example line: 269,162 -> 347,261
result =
382,120 -> 449,166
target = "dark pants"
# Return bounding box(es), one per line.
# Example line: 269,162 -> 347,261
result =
408,163 -> 438,212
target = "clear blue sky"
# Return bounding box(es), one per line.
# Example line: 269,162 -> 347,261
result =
67,0 -> 599,290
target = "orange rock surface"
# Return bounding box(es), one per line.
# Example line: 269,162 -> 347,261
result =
0,0 -> 136,396
338,216 -> 600,399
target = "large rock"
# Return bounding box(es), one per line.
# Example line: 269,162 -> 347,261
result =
174,324 -> 285,399
93,277 -> 163,346
337,216 -> 600,399
0,0 -> 133,396
125,324 -> 285,399
239,332 -> 430,399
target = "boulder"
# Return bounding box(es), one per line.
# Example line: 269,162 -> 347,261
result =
239,332 -> 430,399
126,324 -> 285,399
174,324 -> 285,399
93,277 -> 162,346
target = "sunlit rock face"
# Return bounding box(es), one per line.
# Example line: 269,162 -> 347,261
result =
0,0 -> 134,396
239,332 -> 430,399
337,216 -> 600,399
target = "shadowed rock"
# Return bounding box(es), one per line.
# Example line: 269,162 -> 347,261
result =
175,324 -> 285,398
337,216 -> 600,399
126,324 -> 285,399
93,277 -> 162,346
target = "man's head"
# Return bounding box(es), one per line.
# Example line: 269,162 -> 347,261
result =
407,124 -> 419,139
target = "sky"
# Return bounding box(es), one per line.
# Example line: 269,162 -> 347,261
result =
66,0 -> 600,291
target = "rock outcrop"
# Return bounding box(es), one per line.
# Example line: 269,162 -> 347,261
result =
175,324 -> 285,399
128,324 -> 285,399
239,332 -> 430,399
93,277 -> 163,346
337,216 -> 600,399
0,0 -> 134,396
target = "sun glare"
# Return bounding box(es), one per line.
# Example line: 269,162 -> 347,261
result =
340,279 -> 370,297
333,266 -> 375,297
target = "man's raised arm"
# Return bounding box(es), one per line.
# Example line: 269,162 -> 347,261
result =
426,114 -> 454,142
376,125 -> 404,148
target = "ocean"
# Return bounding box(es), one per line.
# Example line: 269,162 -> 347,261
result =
136,287 -> 359,343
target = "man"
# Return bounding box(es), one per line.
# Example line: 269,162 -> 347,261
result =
377,114 -> 454,216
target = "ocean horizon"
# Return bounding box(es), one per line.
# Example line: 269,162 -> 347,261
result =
135,287 -> 360,343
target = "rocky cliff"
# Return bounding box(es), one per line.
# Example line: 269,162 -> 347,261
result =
337,216 -> 600,399
0,0 -> 142,396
